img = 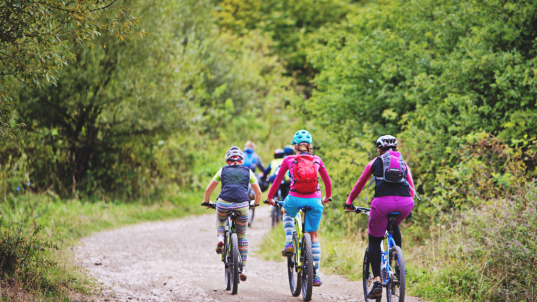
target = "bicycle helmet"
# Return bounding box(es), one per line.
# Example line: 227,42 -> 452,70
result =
274,148 -> 285,159
376,135 -> 398,149
283,145 -> 294,156
225,146 -> 244,162
292,130 -> 313,145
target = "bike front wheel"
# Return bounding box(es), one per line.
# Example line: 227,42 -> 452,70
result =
387,246 -> 406,302
229,233 -> 239,295
363,248 -> 380,302
288,232 -> 302,297
301,233 -> 314,301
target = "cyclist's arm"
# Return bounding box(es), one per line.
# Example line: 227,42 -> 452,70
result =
255,153 -> 266,172
267,160 -> 289,199
263,164 -> 272,178
318,160 -> 332,199
251,183 -> 262,205
346,158 -> 375,205
407,166 -> 415,198
204,180 -> 219,203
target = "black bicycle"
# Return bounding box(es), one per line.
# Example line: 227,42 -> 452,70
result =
201,201 -> 258,295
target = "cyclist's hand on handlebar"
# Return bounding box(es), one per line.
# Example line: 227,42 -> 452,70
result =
343,203 -> 356,212
264,198 -> 275,206
322,196 -> 332,204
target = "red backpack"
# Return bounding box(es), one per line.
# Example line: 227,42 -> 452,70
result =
291,154 -> 318,193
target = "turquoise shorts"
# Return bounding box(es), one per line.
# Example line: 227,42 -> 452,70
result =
283,195 -> 323,232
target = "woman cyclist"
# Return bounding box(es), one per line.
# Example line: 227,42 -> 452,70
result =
203,146 -> 262,281
266,130 -> 332,287
344,135 -> 416,299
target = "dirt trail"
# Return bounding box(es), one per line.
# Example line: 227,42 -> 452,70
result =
75,206 -> 423,302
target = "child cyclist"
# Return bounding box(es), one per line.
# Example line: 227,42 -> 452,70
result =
344,135 -> 417,300
265,130 -> 332,287
203,146 -> 262,281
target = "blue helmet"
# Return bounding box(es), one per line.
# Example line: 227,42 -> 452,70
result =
292,130 -> 312,145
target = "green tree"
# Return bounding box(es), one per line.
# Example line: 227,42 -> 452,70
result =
0,0 -> 140,138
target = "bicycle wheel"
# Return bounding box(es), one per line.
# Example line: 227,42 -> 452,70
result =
229,233 -> 239,295
363,248 -> 380,302
224,235 -> 231,290
248,207 -> 255,227
387,246 -> 406,302
301,233 -> 313,301
271,206 -> 279,228
288,232 -> 302,297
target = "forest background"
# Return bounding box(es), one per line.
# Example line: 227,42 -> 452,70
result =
1,0 -> 536,301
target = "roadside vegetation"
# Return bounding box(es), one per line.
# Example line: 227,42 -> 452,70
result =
2,0 -> 537,301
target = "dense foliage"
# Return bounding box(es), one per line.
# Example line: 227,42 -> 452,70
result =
309,0 -> 537,193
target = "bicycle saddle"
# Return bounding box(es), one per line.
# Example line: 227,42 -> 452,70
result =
299,206 -> 312,212
387,212 -> 401,221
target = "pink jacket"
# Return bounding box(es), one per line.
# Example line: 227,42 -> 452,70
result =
267,154 -> 332,199
346,157 -> 416,205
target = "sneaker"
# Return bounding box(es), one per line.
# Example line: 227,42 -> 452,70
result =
367,281 -> 383,299
313,275 -> 322,287
215,240 -> 224,254
240,267 -> 247,281
281,240 -> 294,257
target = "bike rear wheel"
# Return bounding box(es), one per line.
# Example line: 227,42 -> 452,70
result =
301,233 -> 313,301
248,207 -> 255,227
387,246 -> 406,302
229,233 -> 239,295
271,206 -> 280,228
288,232 -> 302,297
363,248 -> 380,302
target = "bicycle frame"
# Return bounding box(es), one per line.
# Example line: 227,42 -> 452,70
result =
293,210 -> 304,272
381,230 -> 397,286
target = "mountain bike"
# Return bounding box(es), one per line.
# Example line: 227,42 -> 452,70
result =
346,206 -> 406,302
265,198 -> 331,301
201,201 -> 258,295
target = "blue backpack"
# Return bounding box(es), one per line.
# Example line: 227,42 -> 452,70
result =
243,149 -> 257,170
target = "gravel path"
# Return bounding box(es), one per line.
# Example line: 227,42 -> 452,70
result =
75,206 -> 423,302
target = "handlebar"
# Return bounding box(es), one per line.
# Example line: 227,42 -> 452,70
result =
344,203 -> 371,215
202,201 -> 260,209
200,201 -> 217,209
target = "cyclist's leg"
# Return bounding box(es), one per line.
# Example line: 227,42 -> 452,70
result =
368,196 -> 391,280
234,202 -> 250,267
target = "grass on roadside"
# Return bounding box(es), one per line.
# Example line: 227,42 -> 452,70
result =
0,190 -> 206,301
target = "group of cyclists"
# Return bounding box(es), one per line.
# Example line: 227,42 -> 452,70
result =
202,130 -> 417,300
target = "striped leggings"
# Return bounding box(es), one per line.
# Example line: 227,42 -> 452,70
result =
216,199 -> 249,266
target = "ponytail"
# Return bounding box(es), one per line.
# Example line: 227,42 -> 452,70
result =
295,143 -> 313,155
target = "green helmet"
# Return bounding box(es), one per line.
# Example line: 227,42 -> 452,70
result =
292,130 -> 312,145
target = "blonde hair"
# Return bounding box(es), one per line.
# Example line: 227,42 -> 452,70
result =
244,140 -> 256,150
295,143 -> 313,155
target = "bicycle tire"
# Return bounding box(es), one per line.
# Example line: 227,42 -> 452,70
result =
362,248 -> 380,302
387,246 -> 406,302
288,232 -> 302,297
248,207 -> 255,227
229,233 -> 239,295
224,234 -> 231,291
271,206 -> 279,228
301,233 -> 314,301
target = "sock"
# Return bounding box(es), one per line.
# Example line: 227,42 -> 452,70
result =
283,213 -> 294,242
312,241 -> 321,275
217,235 -> 224,242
